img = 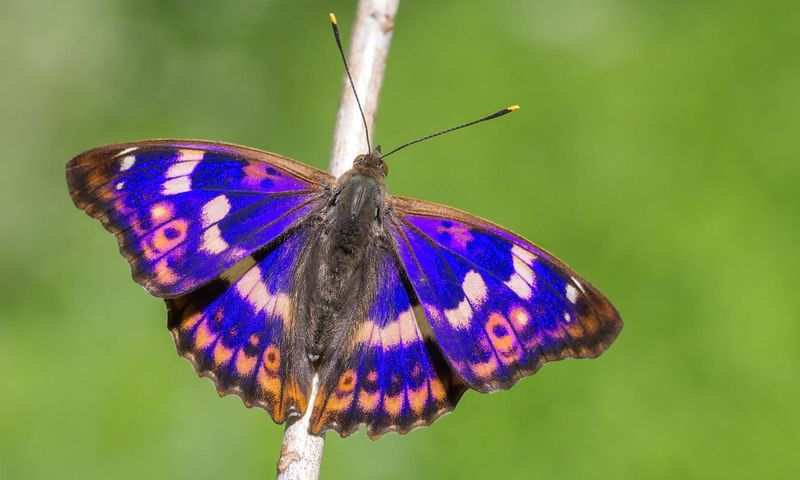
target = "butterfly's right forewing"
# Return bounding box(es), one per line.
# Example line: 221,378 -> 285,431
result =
388,196 -> 622,393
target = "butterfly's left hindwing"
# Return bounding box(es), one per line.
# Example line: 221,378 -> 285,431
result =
167,224 -> 316,423
67,140 -> 333,298
388,196 -> 622,393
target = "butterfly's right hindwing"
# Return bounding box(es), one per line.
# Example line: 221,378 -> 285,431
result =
308,247 -> 466,439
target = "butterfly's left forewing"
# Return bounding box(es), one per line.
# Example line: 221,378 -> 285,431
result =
67,140 -> 333,298
388,196 -> 622,393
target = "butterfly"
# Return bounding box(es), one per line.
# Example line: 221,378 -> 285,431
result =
66,136 -> 622,439
66,13 -> 621,439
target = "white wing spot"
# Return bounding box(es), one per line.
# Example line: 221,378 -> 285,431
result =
201,195 -> 231,227
444,299 -> 473,329
566,284 -> 578,303
379,309 -> 418,348
511,244 -> 537,265
397,309 -> 419,345
236,265 -> 267,309
201,225 -> 229,254
505,274 -> 533,300
512,255 -> 535,285
356,320 -> 379,345
165,160 -> 199,178
115,182 -> 124,190
178,149 -> 205,161
463,270 -> 488,307
162,177 -> 191,195
564,312 -> 572,322
233,264 -> 292,323
119,155 -> 136,171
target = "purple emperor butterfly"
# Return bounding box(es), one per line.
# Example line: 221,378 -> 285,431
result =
66,15 -> 621,440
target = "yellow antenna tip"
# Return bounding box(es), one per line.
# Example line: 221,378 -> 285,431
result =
507,105 -> 520,112
329,13 -> 337,25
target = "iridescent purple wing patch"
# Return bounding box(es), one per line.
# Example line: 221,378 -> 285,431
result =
66,140 -> 332,297
167,225 -> 317,423
388,196 -> 621,393
309,249 -> 465,438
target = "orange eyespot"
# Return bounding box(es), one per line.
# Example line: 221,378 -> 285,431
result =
380,161 -> 389,177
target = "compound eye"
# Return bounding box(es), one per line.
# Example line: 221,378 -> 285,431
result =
380,161 -> 389,177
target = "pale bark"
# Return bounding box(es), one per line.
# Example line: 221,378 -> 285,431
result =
276,1 -> 399,478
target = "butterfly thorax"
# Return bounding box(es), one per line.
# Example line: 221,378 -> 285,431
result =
302,160 -> 388,364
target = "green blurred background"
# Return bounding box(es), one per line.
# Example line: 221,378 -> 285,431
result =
2,0 -> 798,478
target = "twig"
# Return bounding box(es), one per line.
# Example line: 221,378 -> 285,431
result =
276,376 -> 323,479
328,0 -> 400,177
276,1 -> 399,479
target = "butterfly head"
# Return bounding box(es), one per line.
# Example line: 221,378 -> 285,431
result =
353,146 -> 388,178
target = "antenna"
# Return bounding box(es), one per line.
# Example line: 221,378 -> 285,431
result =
382,105 -> 520,158
329,13 -> 371,152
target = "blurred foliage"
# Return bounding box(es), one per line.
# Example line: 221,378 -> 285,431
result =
1,0 -> 799,478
